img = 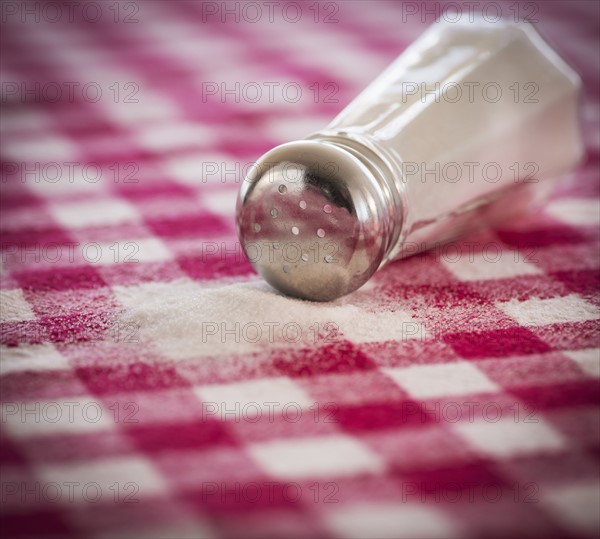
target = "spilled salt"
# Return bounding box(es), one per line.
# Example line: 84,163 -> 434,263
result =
114,279 -> 422,360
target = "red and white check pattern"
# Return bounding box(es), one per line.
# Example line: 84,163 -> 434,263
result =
1,1 -> 599,538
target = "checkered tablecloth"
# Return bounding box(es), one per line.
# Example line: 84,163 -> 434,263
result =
1,1 -> 599,538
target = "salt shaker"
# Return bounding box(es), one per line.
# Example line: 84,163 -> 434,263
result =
236,17 -> 582,301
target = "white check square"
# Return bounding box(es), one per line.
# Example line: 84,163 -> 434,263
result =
194,377 -> 313,420
249,435 -> 384,479
4,135 -> 77,161
565,348 -> 600,377
383,361 -> 499,398
327,503 -> 459,539
544,483 -> 600,536
2,396 -> 115,437
442,247 -> 540,281
88,238 -> 172,265
452,416 -> 566,457
497,294 -> 599,326
50,199 -> 139,228
201,190 -> 237,217
546,198 -> 600,226
340,310 -> 428,343
166,152 -> 239,186
137,120 -> 213,152
0,289 -> 36,322
0,344 -> 69,375
39,457 -> 166,503
108,93 -> 178,126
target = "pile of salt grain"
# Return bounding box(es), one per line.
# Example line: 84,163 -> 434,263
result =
115,278 -> 421,360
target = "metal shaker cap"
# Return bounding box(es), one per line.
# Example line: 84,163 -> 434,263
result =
236,140 -> 392,301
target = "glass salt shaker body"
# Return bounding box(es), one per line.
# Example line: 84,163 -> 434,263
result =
237,18 -> 583,301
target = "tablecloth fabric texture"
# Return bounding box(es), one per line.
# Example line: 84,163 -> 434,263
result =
1,1 -> 599,538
